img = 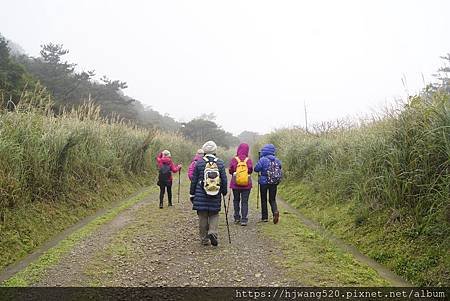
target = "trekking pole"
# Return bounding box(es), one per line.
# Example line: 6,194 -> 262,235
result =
257,151 -> 261,209
257,180 -> 260,209
177,167 -> 181,203
223,195 -> 232,244
227,193 -> 231,213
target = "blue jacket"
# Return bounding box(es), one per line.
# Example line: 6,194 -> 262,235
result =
254,144 -> 282,185
190,154 -> 228,212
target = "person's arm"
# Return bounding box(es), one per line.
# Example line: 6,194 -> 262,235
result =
247,158 -> 253,174
190,162 -> 199,197
254,158 -> 263,173
228,157 -> 237,175
188,161 -> 196,180
156,153 -> 163,168
171,161 -> 181,173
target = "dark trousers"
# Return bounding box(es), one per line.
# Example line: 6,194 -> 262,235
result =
260,184 -> 278,220
232,189 -> 251,223
159,184 -> 172,205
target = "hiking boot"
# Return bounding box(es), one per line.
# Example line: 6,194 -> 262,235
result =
201,239 -> 209,246
260,218 -> 269,223
273,211 -> 280,224
240,221 -> 248,226
208,233 -> 218,246
234,220 -> 240,225
168,202 -> 173,207
159,203 -> 163,209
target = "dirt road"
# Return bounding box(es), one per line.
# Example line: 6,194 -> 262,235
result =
2,178 -> 404,287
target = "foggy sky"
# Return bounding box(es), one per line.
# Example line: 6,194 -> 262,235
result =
1,0 -> 450,135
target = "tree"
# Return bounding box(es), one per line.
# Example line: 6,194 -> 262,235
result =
431,53 -> 450,93
19,43 -> 84,103
16,43 -> 140,121
0,35 -> 43,108
181,118 -> 239,148
238,131 -> 261,146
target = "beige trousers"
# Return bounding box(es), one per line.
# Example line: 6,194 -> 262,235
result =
197,211 -> 219,243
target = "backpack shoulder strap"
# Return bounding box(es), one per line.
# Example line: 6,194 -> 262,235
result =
244,157 -> 249,163
235,156 -> 241,163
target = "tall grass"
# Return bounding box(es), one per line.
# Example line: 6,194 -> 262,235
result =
256,90 -> 449,285
0,88 -> 197,270
0,90 -> 196,223
260,91 -> 449,233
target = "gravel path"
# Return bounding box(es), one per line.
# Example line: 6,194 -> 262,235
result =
32,183 -> 299,287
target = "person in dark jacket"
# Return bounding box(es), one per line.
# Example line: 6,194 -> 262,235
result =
190,141 -> 228,246
228,143 -> 253,226
156,150 -> 182,208
254,144 -> 282,224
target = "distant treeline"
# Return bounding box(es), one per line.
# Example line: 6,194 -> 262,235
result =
0,34 -> 249,148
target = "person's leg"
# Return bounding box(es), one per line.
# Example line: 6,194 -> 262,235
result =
268,184 -> 279,224
232,189 -> 241,223
197,211 -> 209,245
240,189 -> 250,225
159,185 -> 165,208
260,184 -> 269,221
167,184 -> 173,206
208,211 -> 219,246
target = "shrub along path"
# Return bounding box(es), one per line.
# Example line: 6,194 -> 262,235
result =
1,176 -> 400,287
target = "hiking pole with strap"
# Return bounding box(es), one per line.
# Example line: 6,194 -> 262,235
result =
223,194 -> 231,244
177,167 -> 181,203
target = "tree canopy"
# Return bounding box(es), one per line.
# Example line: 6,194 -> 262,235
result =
181,118 -> 239,148
0,35 -> 45,108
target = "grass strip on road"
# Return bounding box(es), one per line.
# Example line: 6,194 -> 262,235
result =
1,187 -> 155,287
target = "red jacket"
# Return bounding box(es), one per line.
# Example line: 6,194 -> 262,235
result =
156,153 -> 181,183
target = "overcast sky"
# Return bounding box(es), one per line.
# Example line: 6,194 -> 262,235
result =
2,0 -> 450,134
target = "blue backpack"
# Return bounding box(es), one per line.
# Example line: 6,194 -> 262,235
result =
266,158 -> 282,184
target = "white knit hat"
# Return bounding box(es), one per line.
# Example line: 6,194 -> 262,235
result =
202,141 -> 217,154
162,150 -> 171,157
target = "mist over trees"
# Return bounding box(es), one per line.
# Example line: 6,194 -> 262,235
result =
0,36 -> 47,108
432,53 -> 450,93
0,34 -> 241,148
14,42 -> 139,121
237,131 -> 261,146
181,118 -> 239,148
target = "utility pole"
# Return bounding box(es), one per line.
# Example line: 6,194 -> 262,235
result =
304,101 -> 308,133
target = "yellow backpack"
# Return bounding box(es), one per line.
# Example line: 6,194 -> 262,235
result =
235,157 -> 249,186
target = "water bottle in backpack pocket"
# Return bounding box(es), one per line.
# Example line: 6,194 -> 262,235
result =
203,156 -> 221,196
266,159 -> 282,185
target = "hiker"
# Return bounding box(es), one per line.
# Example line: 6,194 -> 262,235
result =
254,144 -> 282,224
190,141 -> 228,246
156,150 -> 182,208
188,148 -> 205,181
228,143 -> 253,226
